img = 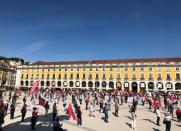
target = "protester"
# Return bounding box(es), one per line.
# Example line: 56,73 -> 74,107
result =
10,102 -> 15,119
53,117 -> 63,131
114,98 -> 119,117
52,103 -> 57,121
31,107 -> 38,130
77,106 -> 82,126
103,103 -> 109,123
131,111 -> 137,130
176,108 -> 181,122
44,101 -> 49,116
163,113 -> 171,131
21,104 -> 27,122
156,107 -> 161,126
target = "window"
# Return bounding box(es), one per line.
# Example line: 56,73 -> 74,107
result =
53,74 -> 55,79
36,74 -> 39,78
70,74 -> 73,79
110,74 -> 113,79
48,69 -> 50,71
83,73 -> 85,79
42,69 -> 44,72
117,73 -> 120,79
117,68 -> 120,72
103,68 -> 105,71
71,68 -> 73,71
26,74 -> 28,79
58,74 -> 61,79
176,67 -> 179,71
89,74 -> 92,79
65,68 -> 67,72
149,73 -> 153,79
90,68 -> 92,71
110,68 -> 113,71
31,74 -> 33,79
103,74 -> 106,79
125,73 -> 128,79
96,74 -> 99,79
76,74 -> 79,79
141,67 -> 144,71
53,68 -> 55,72
47,74 -> 50,79
64,74 -> 67,79
59,68 -> 61,71
157,67 -> 161,72
132,73 -> 136,79
42,74 -> 44,79
141,73 -> 144,79
167,73 -> 171,80
158,73 -> 161,80
167,68 -> 170,72
77,68 -> 79,71
96,68 -> 98,71
21,74 -> 24,79
149,67 -> 152,71
133,67 -> 136,71
125,68 -> 128,71
83,68 -> 86,71
176,73 -> 180,80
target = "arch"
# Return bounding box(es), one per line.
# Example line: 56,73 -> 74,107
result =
165,82 -> 172,90
157,82 -> 163,89
140,82 -> 146,93
25,80 -> 29,86
124,82 -> 129,92
63,81 -> 67,87
57,81 -> 61,87
109,81 -> 114,89
20,81 -> 24,86
30,81 -> 34,86
116,81 -> 122,89
132,82 -> 138,92
175,83 -> 181,90
46,81 -> 50,86
82,81 -> 86,87
52,81 -> 56,87
88,81 -> 93,87
95,81 -> 100,88
41,81 -> 44,86
148,82 -> 154,90
69,81 -> 74,87
75,81 -> 80,87
102,81 -> 107,88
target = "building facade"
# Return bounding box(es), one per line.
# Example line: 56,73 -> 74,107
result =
15,58 -> 181,92
0,61 -> 16,89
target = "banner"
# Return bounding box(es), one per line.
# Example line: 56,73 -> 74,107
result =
29,80 -> 40,96
66,103 -> 77,121
39,97 -> 45,107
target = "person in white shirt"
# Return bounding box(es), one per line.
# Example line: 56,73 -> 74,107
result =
156,107 -> 161,126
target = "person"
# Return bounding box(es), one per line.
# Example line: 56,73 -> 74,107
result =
89,102 -> 95,117
77,106 -> 82,126
141,96 -> 145,106
31,107 -> 38,130
23,96 -> 26,104
21,104 -> 27,122
0,110 -> 4,131
99,99 -> 104,113
163,113 -> 171,131
131,111 -> 137,130
115,99 -> 119,117
156,107 -> 161,126
44,101 -> 49,116
85,98 -> 89,110
10,103 -> 15,119
52,103 -> 57,121
169,103 -> 174,118
176,108 -> 181,122
148,98 -> 152,110
53,117 -> 63,131
103,103 -> 109,123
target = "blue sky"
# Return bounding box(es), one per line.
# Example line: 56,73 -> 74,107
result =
0,0 -> 181,62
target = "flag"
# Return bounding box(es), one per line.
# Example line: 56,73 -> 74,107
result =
66,103 -> 77,121
29,80 -> 40,96
39,97 -> 45,107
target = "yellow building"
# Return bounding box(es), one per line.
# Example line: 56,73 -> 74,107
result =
15,58 -> 181,92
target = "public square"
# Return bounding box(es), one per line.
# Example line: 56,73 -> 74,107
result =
2,92 -> 181,131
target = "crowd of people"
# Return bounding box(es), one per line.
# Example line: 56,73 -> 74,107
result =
0,88 -> 180,131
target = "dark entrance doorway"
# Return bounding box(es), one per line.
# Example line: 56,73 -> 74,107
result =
132,82 -> 138,92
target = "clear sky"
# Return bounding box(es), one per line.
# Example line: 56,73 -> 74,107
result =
0,0 -> 181,62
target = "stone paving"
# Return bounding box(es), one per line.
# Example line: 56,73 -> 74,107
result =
2,95 -> 181,131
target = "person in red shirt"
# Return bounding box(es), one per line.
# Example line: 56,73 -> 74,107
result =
31,107 -> 38,130
176,108 -> 181,122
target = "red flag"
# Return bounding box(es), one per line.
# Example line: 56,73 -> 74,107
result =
66,104 -> 77,121
29,80 -> 40,96
39,97 -> 45,107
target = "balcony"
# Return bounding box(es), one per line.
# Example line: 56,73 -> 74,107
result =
102,77 -> 106,80
140,78 -> 145,81
95,77 -> 99,80
148,78 -> 153,81
132,78 -> 136,81
88,77 -> 92,80
166,78 -> 171,81
124,78 -> 128,80
109,77 -> 113,80
116,77 -> 121,80
176,78 -> 181,81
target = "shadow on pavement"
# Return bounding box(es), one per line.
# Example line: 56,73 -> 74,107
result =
152,128 -> 160,131
3,113 -> 69,131
143,118 -> 156,125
